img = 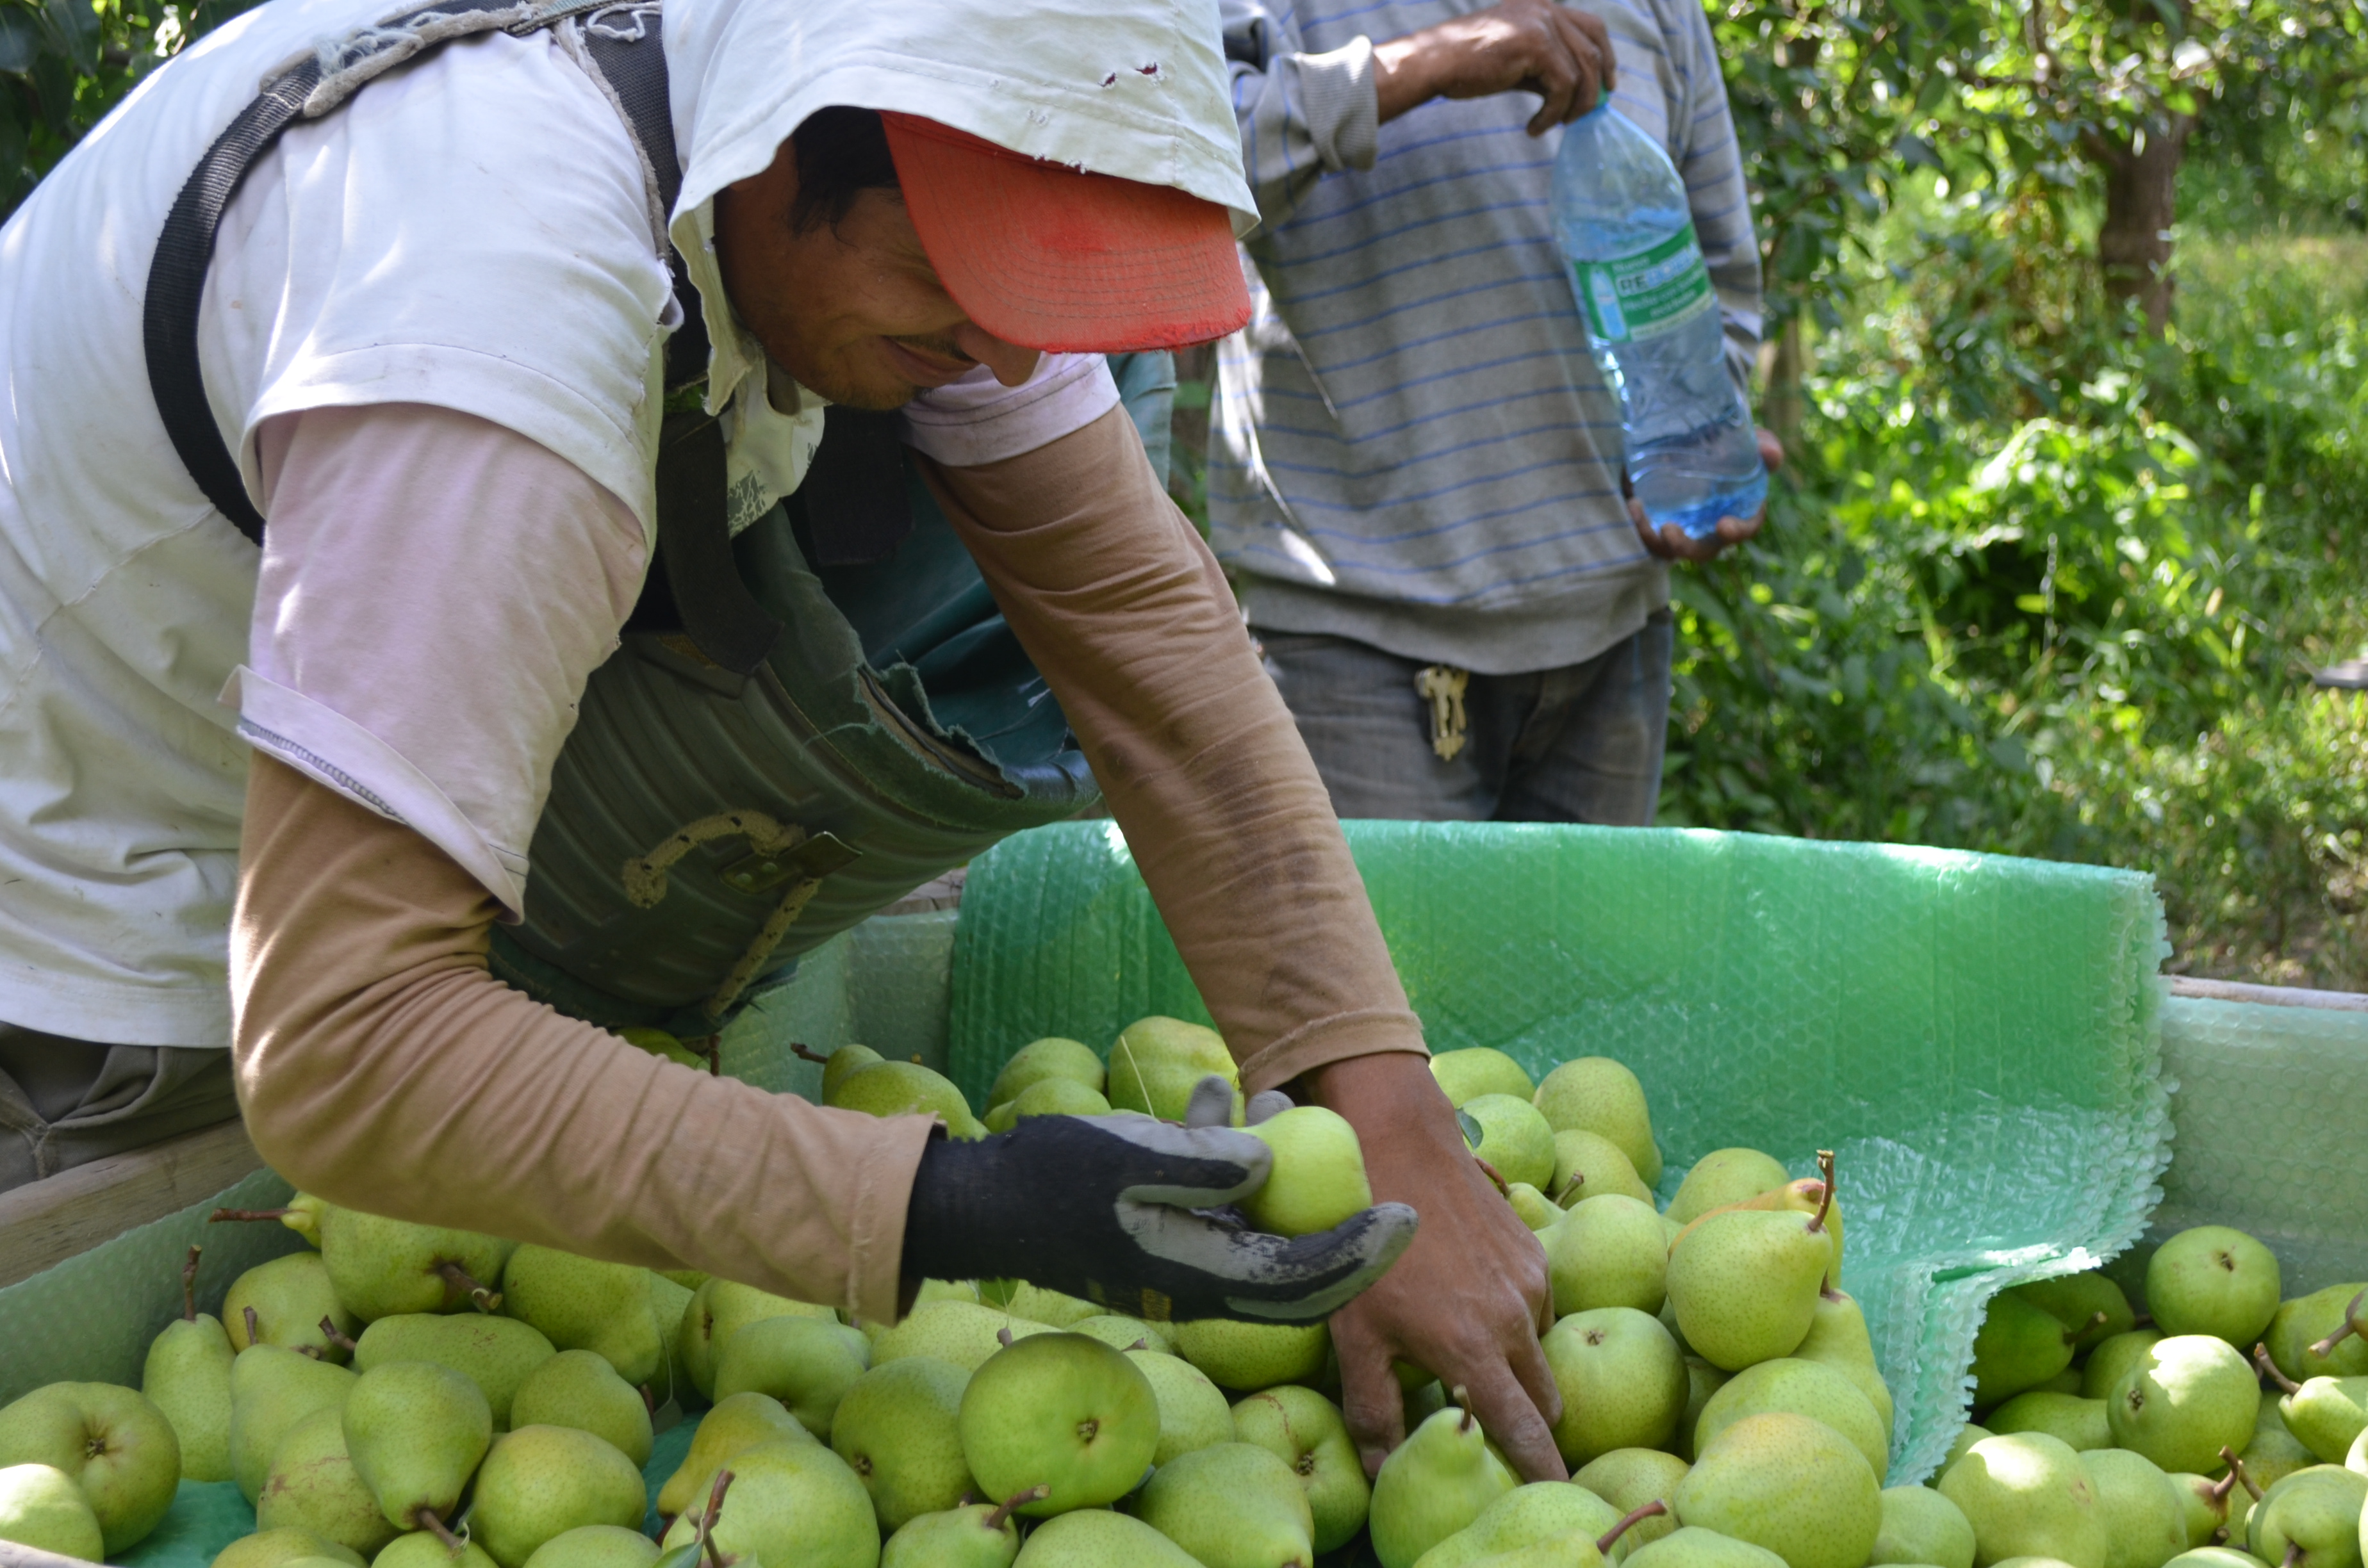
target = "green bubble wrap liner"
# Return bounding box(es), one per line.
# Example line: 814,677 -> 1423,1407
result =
948,819 -> 2176,1481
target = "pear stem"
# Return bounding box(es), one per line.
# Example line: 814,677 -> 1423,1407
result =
180,1245 -> 202,1322
2255,1343 -> 2302,1394
2282,1545 -> 2301,1568
641,1384 -> 657,1416
684,1035 -> 723,1075
1598,1501 -> 1669,1553
984,1486 -> 1048,1530
789,1043 -> 830,1065
1451,1384 -> 1475,1434
2132,1312 -> 2154,1328
210,1206 -> 294,1223
1473,1157 -> 1510,1199
2062,1310 -> 2108,1346
436,1261 -> 501,1313
416,1508 -> 466,1553
318,1316 -> 358,1355
244,1305 -> 261,1344
1807,1150 -> 1836,1235
996,1327 -> 1014,1348
2221,1446 -> 2264,1502
696,1470 -> 735,1568
2207,1471 -> 2237,1505
2306,1288 -> 2368,1360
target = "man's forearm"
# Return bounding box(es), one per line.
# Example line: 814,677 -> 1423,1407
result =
925,408 -> 1427,1094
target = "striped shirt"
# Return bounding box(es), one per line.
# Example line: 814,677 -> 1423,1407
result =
1212,0 -> 1761,674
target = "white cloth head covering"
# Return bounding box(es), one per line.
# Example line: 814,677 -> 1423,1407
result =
662,0 -> 1255,420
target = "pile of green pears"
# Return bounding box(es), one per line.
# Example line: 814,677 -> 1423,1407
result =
1929,1222 -> 2368,1568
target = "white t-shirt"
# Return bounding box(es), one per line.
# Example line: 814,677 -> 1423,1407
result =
0,0 -> 1115,1048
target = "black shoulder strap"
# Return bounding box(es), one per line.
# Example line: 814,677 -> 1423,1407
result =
142,0 -> 778,674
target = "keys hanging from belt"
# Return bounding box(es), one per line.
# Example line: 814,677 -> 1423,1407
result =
1415,664 -> 1470,761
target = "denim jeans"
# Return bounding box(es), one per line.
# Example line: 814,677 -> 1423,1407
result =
0,1024 -> 240,1192
1260,610 -> 1673,826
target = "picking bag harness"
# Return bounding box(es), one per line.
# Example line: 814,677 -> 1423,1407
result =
146,0 -> 1121,1032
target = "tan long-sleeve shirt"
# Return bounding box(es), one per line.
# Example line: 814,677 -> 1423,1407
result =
233,400 -> 1424,1322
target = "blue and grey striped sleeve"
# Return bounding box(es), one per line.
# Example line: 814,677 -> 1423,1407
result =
1657,0 -> 1764,380
1219,0 -> 1383,227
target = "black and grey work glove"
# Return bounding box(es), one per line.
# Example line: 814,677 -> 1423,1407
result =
900,1077 -> 1417,1325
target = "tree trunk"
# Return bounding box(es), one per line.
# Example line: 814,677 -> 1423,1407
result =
1759,316 -> 1811,451
2091,113 -> 2194,335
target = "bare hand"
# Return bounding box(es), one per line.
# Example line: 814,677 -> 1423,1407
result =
1372,0 -> 1616,134
1632,427 -> 1784,562
1302,1052 -> 1566,1482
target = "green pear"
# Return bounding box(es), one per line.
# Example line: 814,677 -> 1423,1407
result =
1136,1441 -> 1317,1568
318,1208 -> 513,1323
2245,1466 -> 2366,1568
1456,1535 -> 1611,1568
957,1333 -> 1158,1516
2082,1449 -> 2189,1568
1972,1291 -> 2080,1409
1417,1480 -> 1624,1568
509,1350 -> 652,1467
1945,1423 -> 1994,1472
875,1302 -> 1048,1374
712,1315 -> 870,1437
255,1407 -> 402,1558
881,1492 -> 1036,1568
1936,1432 -> 2107,1568
831,1356 -> 974,1530
1509,1184 -> 1563,1232
0,1462 -> 104,1561
620,1026 -> 709,1070
2086,1330 -> 2167,1400
498,1247 -> 662,1388
830,1059 -> 986,1138
2260,1357 -> 2368,1464
1622,1526 -> 1791,1568
469,1426 -> 648,1568
1673,1177 -> 1842,1288
1547,1195 -> 1668,1317
1067,1314 -> 1165,1353
0,1382 -> 178,1555
810,1042 -> 884,1098
1533,1058 -> 1661,1188
370,1539 -> 493,1568
1174,1318 -> 1330,1391
1795,1289 -> 1896,1435
1677,1361 -> 1729,1463
1241,1106 -> 1374,1237
147,1251 -> 238,1481
2171,1470 -> 2253,1549
984,1077 -> 1112,1131
1674,1410 -> 1879,1568
1433,1049 -> 1537,1108
342,1361 -> 491,1530
1116,1348 -> 1230,1465
1106,1016 -> 1237,1123
520,1525 -> 659,1568
2164,1553 -> 2270,1568
1010,1507 -> 1202,1565
1694,1357 -> 1889,1482
1458,1095 -> 1554,1191
1550,1130 -> 1652,1207
989,1036 -> 1106,1106
1571,1450 -> 1688,1559
1370,1401 -> 1520,1568
231,1348 -> 359,1503
2240,1407 -> 2319,1493
654,1438 -> 876,1568
229,1252 -> 360,1360
1871,1485 -> 1976,1568
2267,1288 -> 2368,1384
2014,1275 -> 2137,1355
352,1314 -> 555,1428
655,1392 -> 810,1519
215,1527 -> 367,1568
1990,1392 -> 2112,1453
1233,1385 -> 1370,1553
2149,1229 -> 2282,1350
1665,1150 -> 1790,1226
1665,1206 -> 1830,1371
2110,1337 -> 2260,1475
680,1279 -> 839,1396
645,1271 -> 696,1407
1542,1308 -> 1687,1466
991,1283 -> 1101,1328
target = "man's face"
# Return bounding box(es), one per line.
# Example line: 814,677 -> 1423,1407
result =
714,147 -> 1041,411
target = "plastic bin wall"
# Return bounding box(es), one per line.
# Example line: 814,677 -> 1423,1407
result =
947,820 -> 2176,1482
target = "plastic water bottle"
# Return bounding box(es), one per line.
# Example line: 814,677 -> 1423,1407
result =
1552,103 -> 1766,539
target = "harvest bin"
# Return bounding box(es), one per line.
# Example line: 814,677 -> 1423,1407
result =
3,821 -> 2365,1567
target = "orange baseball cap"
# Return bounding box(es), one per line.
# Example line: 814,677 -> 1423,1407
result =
879,111 -> 1251,354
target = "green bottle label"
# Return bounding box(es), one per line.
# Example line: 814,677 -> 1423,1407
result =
1570,223 -> 1716,345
